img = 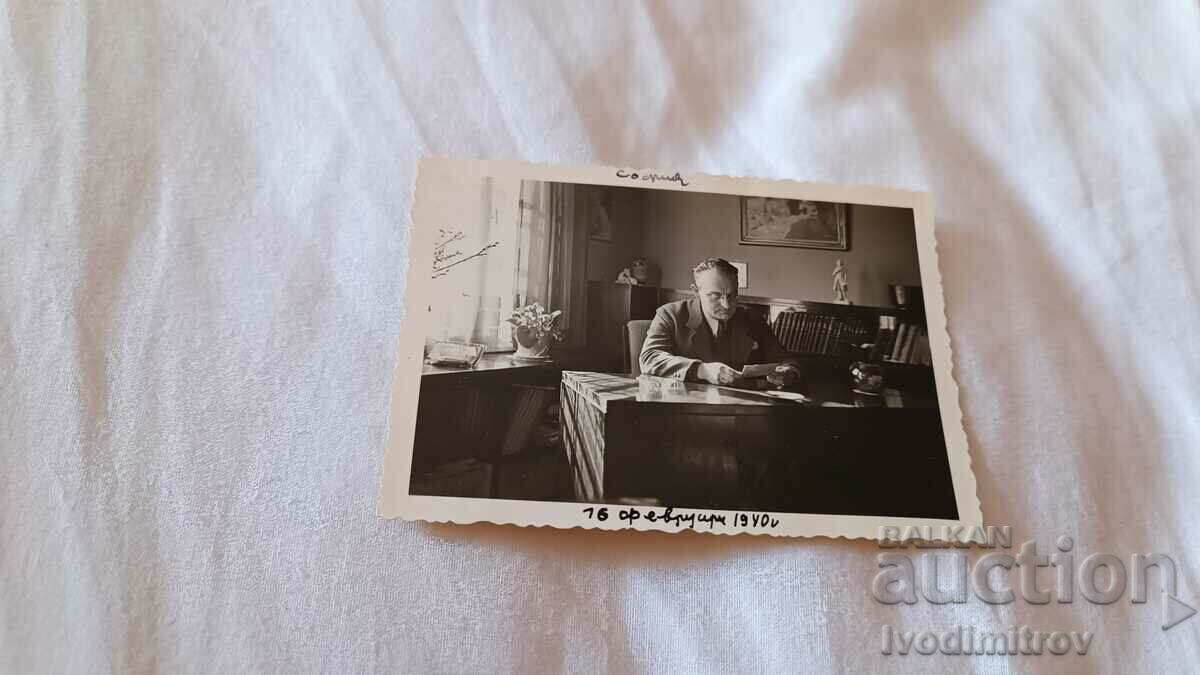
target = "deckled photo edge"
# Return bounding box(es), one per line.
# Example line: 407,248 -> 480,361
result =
379,157 -> 981,540
909,192 -> 982,528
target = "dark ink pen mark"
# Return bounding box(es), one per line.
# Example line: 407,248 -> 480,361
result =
615,169 -> 689,187
431,228 -> 500,278
431,244 -> 499,278
582,504 -> 778,531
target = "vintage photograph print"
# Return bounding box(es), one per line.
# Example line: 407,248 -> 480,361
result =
379,159 -> 979,539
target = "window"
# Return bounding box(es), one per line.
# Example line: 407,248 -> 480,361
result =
427,178 -> 583,352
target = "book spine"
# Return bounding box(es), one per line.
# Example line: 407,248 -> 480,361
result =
902,324 -> 918,363
784,313 -> 799,351
867,316 -> 889,362
884,316 -> 899,359
889,321 -> 906,361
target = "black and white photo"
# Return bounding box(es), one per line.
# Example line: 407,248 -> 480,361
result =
381,159 -> 978,539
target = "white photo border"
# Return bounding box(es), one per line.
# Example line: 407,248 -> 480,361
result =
378,158 -> 982,540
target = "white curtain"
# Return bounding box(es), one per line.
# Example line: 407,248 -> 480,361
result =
427,178 -> 582,352
428,177 -> 514,350
515,181 -> 583,348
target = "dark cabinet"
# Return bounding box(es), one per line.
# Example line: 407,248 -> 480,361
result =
585,281 -> 660,373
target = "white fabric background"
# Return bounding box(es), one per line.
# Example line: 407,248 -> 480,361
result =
2,2 -> 1198,673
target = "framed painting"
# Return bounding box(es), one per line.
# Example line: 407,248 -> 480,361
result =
729,260 -> 749,289
740,197 -> 848,250
587,189 -> 614,241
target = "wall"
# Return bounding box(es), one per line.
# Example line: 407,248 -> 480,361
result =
582,186 -> 647,283
635,190 -> 921,307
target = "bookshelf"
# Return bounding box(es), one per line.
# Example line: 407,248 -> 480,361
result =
657,289 -> 927,361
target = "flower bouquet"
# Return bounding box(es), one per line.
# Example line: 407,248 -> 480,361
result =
506,303 -> 564,361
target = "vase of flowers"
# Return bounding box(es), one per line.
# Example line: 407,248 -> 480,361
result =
507,303 -> 564,361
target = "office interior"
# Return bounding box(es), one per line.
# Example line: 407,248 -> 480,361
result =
411,179 -> 955,518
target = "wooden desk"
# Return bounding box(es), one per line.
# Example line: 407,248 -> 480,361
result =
560,371 -> 958,518
412,353 -> 561,495
421,352 -> 555,381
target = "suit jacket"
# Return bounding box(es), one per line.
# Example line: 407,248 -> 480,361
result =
638,298 -> 799,380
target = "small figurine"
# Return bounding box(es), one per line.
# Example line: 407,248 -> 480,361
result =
832,259 -> 850,304
616,257 -> 658,286
850,361 -> 885,395
630,258 -> 651,285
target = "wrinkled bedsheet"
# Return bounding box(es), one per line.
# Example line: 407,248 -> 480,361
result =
2,2 -> 1198,672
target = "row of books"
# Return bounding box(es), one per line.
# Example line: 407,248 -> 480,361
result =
868,316 -> 932,366
772,312 -> 874,356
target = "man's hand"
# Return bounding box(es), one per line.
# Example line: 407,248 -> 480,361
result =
766,364 -> 801,388
696,361 -> 740,386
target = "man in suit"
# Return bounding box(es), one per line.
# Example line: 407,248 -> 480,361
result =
639,257 -> 802,387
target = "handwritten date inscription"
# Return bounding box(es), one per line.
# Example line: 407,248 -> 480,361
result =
581,506 -> 779,531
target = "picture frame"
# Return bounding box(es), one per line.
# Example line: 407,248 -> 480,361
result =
740,197 -> 848,250
587,189 -> 614,242
729,260 -> 749,289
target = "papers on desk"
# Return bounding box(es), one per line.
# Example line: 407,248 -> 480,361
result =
738,362 -> 783,379
761,390 -> 811,403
